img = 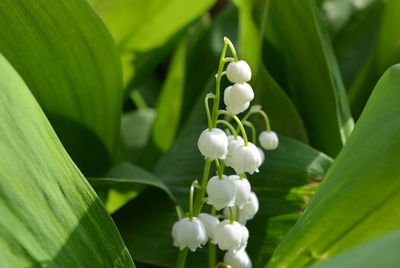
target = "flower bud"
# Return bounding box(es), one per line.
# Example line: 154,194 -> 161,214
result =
171,217 -> 207,252
198,213 -> 219,240
242,192 -> 259,220
206,175 -> 236,210
224,86 -> 251,114
231,142 -> 262,174
224,249 -> 252,268
226,60 -> 252,83
212,220 -> 244,251
257,147 -> 265,165
198,128 -> 228,160
259,131 -> 279,150
228,175 -> 251,208
225,135 -> 244,167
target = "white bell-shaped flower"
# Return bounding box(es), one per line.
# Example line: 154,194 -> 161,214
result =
223,207 -> 247,225
228,175 -> 251,208
212,220 -> 244,251
231,142 -> 262,174
224,249 -> 252,268
257,147 -> 265,165
242,192 -> 259,220
198,128 -> 228,160
224,86 -> 251,114
171,217 -> 207,252
225,136 -> 244,167
238,224 -> 249,250
259,131 -> 279,150
230,83 -> 254,104
206,175 -> 236,210
198,213 -> 219,240
226,60 -> 252,83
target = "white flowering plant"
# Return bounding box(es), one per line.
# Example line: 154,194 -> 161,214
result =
171,37 -> 278,268
0,0 -> 399,268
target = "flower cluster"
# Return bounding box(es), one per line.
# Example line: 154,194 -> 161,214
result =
171,37 -> 279,268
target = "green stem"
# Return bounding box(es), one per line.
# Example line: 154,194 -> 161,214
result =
236,206 -> 240,222
208,207 -> 217,268
176,248 -> 188,268
193,159 -> 212,216
243,120 -> 257,144
229,206 -> 235,224
218,110 -> 249,146
175,206 -> 184,220
224,37 -> 238,62
215,158 -> 223,179
211,41 -> 229,128
217,119 -> 238,138
240,107 -> 271,132
205,93 -> 215,131
189,183 -> 195,220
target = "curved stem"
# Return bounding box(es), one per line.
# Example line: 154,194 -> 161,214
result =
229,206 -> 235,224
217,119 -> 238,138
175,206 -> 184,220
218,110 -> 249,146
176,248 -> 188,268
211,41 -> 229,128
205,93 -> 215,131
193,159 -> 212,216
240,107 -> 271,132
236,206 -> 240,222
243,120 -> 257,144
224,37 -> 238,62
214,159 -> 223,179
188,182 -> 195,220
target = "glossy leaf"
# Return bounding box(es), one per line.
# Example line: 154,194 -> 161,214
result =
311,230 -> 400,268
89,0 -> 216,86
348,0 -> 400,118
0,0 -> 123,176
89,162 -> 176,202
263,0 -> 354,156
0,54 -> 133,267
267,65 -> 400,267
152,39 -> 187,152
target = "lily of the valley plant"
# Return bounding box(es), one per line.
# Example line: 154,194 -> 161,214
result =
171,37 -> 279,268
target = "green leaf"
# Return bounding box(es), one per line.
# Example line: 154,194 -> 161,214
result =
331,0 -> 383,88
263,0 -> 354,156
120,109 -> 156,164
0,54 -> 133,267
89,0 -> 216,87
348,0 -> 400,118
266,65 -> 400,267
311,230 -> 400,268
89,162 -> 176,203
0,0 -> 123,176
152,39 -> 187,152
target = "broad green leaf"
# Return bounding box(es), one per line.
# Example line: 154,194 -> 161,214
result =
0,54 -> 133,267
347,0 -> 400,118
0,0 -> 122,176
89,162 -> 176,203
153,39 -> 187,152
263,0 -> 354,156
89,0 -> 216,86
312,230 -> 400,268
120,109 -> 156,164
267,65 -> 400,267
233,0 -> 309,143
331,0 -> 383,88
113,78 -> 333,267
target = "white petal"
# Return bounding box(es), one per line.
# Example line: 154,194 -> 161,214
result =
198,128 -> 229,160
259,131 -> 279,150
226,60 -> 252,83
206,175 -> 236,210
